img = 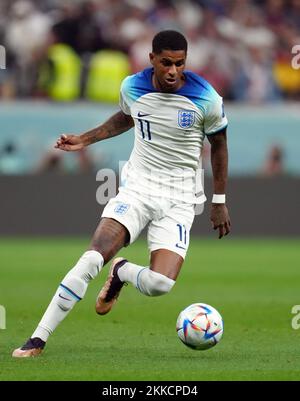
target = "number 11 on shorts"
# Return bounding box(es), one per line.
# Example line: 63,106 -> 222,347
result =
176,224 -> 187,250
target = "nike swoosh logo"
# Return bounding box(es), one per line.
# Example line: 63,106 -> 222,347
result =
58,293 -> 72,301
137,112 -> 151,117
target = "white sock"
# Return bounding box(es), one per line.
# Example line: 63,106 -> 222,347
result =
118,262 -> 175,297
32,250 -> 104,342
117,262 -> 144,284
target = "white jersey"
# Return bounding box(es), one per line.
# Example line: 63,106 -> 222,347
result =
119,67 -> 228,204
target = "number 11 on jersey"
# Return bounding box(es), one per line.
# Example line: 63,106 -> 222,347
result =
176,224 -> 187,250
138,119 -> 152,141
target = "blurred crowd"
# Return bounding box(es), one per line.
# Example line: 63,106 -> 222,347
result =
0,0 -> 300,103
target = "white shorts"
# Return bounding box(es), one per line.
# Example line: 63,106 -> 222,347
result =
101,187 -> 195,259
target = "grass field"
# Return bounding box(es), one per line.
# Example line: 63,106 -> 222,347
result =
0,237 -> 300,381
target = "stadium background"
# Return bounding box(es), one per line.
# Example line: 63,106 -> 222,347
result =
0,0 -> 299,381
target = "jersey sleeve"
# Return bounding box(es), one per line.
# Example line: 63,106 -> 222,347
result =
119,77 -> 131,115
204,93 -> 228,135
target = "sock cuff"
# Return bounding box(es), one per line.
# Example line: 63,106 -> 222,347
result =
136,267 -> 148,292
148,269 -> 175,285
83,250 -> 104,268
136,268 -> 175,295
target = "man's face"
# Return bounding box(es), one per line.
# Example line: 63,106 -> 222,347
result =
149,49 -> 186,92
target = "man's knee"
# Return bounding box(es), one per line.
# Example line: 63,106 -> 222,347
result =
89,218 -> 130,264
67,250 -> 103,283
137,269 -> 175,297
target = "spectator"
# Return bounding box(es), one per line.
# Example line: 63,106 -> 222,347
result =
260,144 -> 285,177
35,147 -> 64,174
233,46 -> 281,103
4,0 -> 52,96
0,142 -> 23,174
0,0 -> 299,102
35,146 -> 94,174
37,26 -> 82,101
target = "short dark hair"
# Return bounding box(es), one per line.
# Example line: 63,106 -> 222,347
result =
152,30 -> 188,54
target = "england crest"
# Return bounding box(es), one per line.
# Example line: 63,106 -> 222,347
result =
114,203 -> 130,215
178,110 -> 195,128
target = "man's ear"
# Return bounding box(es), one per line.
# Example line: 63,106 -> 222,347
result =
149,52 -> 154,65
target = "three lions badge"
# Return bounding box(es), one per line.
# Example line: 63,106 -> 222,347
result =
178,110 -> 195,128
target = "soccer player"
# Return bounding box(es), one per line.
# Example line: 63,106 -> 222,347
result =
13,30 -> 230,357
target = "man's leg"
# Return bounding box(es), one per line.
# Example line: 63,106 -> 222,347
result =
95,201 -> 194,314
12,218 -> 129,357
95,248 -> 183,314
120,248 -> 183,294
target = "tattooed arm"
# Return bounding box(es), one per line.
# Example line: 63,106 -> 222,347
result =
55,111 -> 134,152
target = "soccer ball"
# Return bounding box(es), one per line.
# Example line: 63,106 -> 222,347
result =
176,303 -> 223,350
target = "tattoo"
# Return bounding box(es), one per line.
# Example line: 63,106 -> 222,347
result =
80,111 -> 134,146
89,218 -> 130,263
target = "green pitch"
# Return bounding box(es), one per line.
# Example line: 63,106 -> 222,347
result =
0,237 -> 299,381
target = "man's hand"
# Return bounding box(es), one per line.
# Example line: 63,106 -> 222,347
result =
55,134 -> 85,152
210,204 -> 231,239
54,111 -> 134,152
